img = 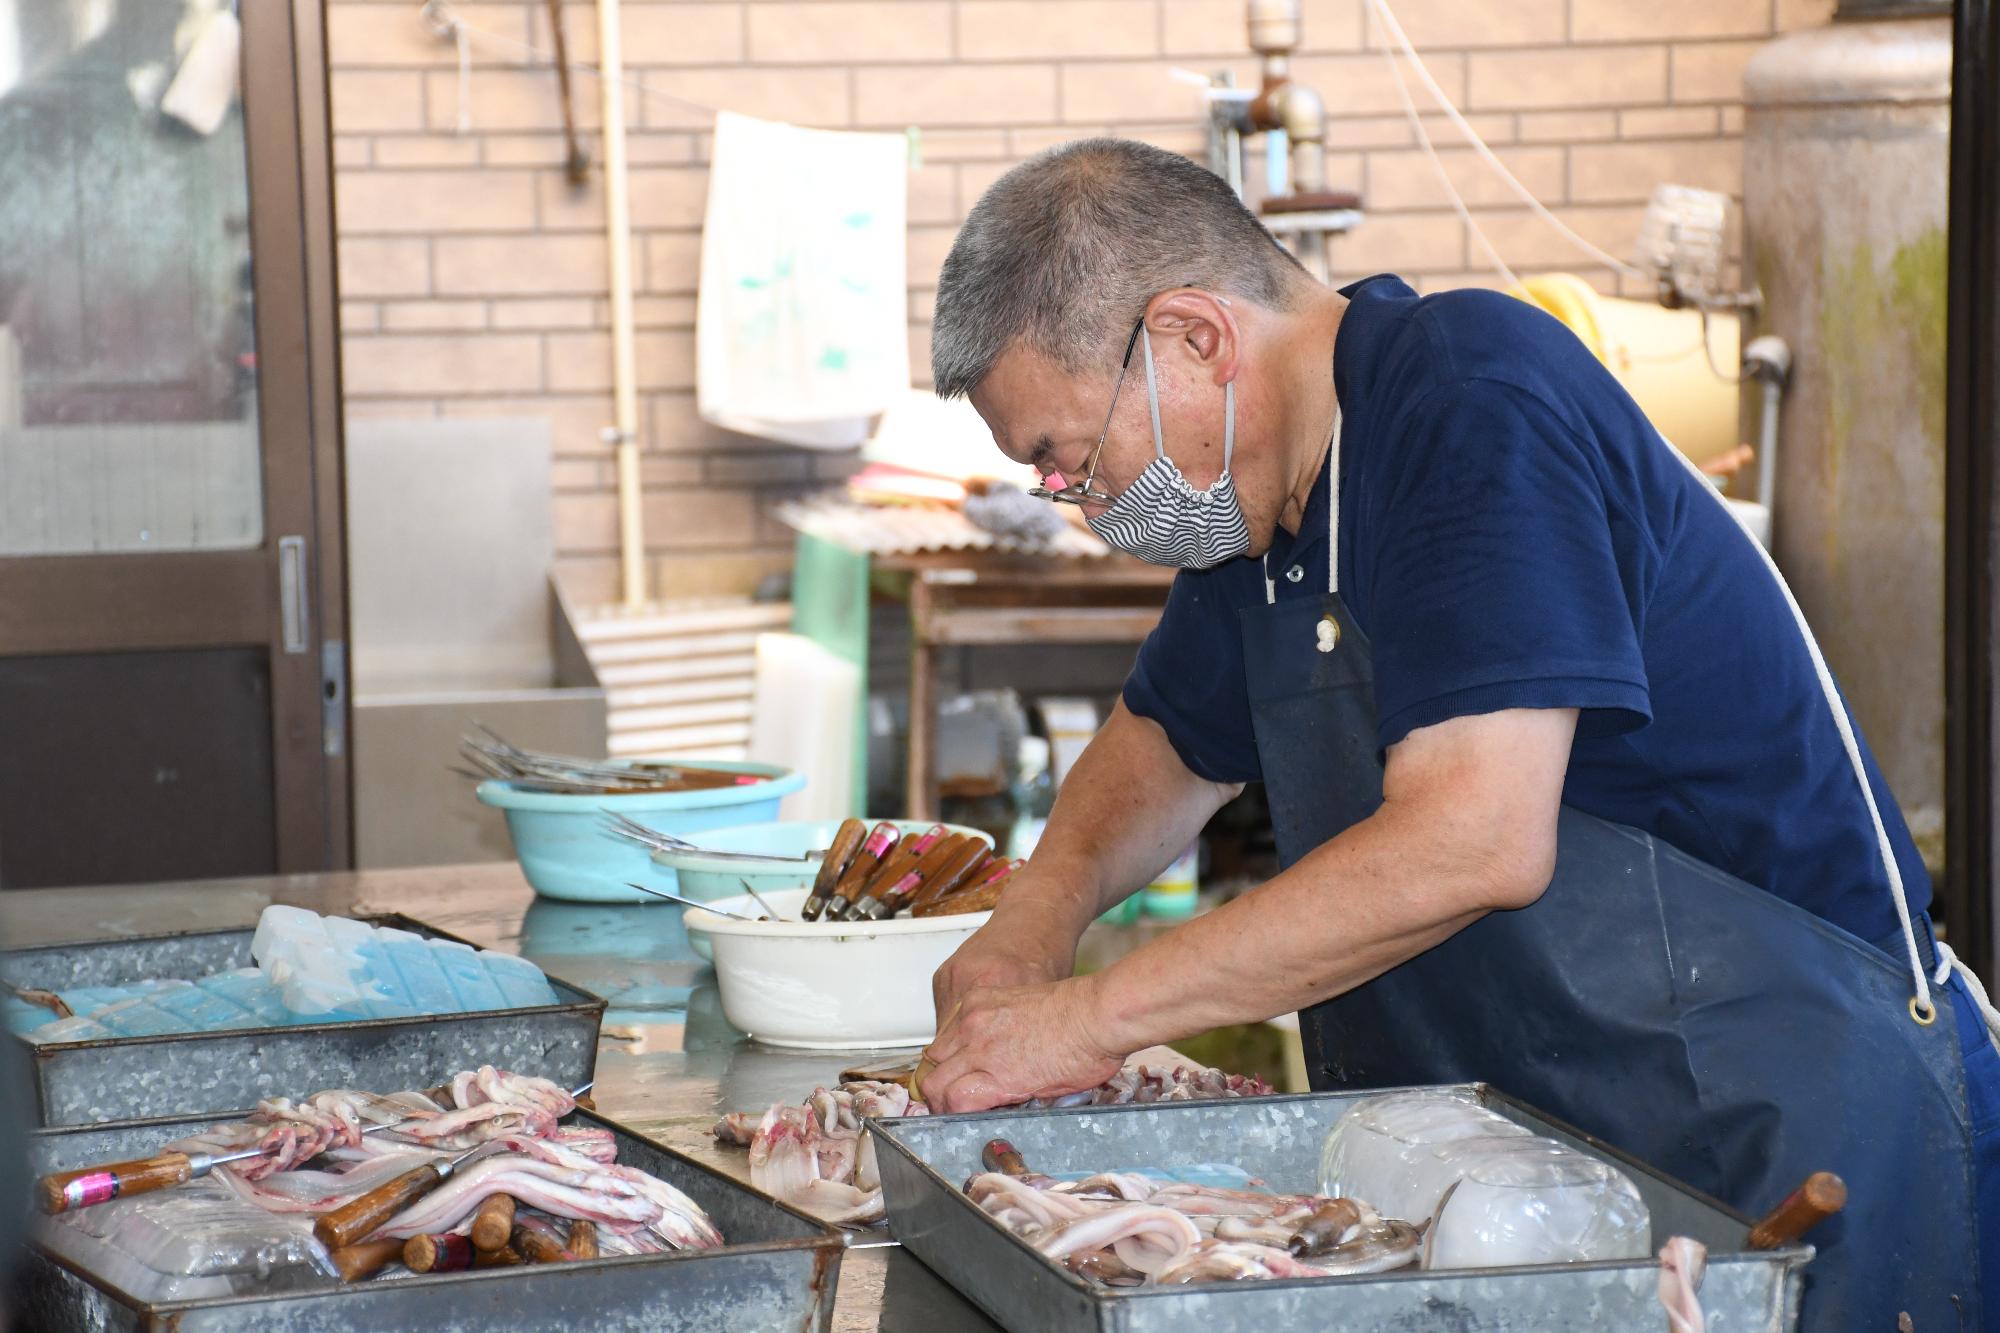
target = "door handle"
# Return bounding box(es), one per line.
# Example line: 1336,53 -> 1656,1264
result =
278,535 -> 309,654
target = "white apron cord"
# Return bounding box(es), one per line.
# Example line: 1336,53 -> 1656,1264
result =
1664,438 -> 2000,1050
1263,411 -> 1341,607
1258,397 -> 1998,1049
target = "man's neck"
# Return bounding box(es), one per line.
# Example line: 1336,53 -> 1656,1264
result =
1269,286 -> 1348,536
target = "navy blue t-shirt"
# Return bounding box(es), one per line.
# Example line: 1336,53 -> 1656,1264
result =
1123,275 -> 1930,946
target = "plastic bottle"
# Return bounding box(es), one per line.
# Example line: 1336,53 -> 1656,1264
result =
1141,844 -> 1200,919
1008,736 -> 1054,860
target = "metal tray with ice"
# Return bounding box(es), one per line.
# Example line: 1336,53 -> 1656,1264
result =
20,1107 -> 845,1333
872,1085 -> 1810,1332
2,915 -> 605,1127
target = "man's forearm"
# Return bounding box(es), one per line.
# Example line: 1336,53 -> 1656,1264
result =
994,701 -> 1238,940
1083,794 -> 1515,1052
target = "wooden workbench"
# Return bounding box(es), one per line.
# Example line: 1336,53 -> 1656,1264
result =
873,549 -> 1175,820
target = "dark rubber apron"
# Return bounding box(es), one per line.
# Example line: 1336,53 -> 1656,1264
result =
1241,526 -> 1981,1331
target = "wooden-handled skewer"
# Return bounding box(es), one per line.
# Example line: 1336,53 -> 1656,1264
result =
39,1118 -> 401,1216
329,1236 -> 407,1282
312,1078 -> 593,1250
313,1144 -> 485,1251
511,1215 -> 578,1264
802,818 -> 869,922
470,1193 -> 517,1252
39,1148 -> 246,1215
981,1139 -> 1032,1177
1747,1171 -> 1846,1250
403,1231 -> 476,1274
40,1078 -> 593,1222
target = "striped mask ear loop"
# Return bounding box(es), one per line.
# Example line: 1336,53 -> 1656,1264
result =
1138,326 -> 1167,461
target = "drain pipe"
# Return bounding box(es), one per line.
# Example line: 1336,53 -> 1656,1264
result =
1743,335 -> 1791,517
597,0 -> 645,607
1244,0 -> 1337,280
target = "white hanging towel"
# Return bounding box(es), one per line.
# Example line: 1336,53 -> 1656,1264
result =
697,113 -> 910,449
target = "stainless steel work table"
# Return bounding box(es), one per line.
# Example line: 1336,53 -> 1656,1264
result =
0,864 -> 1001,1331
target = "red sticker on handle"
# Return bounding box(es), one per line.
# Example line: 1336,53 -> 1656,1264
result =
63,1173 -> 120,1208
430,1232 -> 476,1271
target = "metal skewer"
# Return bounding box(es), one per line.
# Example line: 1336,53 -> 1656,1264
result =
599,811 -> 821,863
623,882 -> 767,921
737,878 -> 791,922
38,1079 -> 594,1215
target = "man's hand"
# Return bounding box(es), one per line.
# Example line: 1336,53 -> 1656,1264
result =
920,974 -> 1123,1113
930,899 -> 1082,1025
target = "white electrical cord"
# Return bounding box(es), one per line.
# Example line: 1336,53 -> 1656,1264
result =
1366,0 -> 1648,284
1380,42 -> 1520,291
420,1 -> 473,134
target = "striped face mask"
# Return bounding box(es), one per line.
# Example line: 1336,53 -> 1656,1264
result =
1085,325 -> 1250,569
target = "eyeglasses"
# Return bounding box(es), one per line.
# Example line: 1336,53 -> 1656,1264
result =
1027,318 -> 1146,506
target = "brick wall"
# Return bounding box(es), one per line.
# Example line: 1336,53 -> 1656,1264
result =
326,0 -> 1835,604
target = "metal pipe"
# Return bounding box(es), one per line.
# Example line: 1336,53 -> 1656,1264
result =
597,0 -> 645,608
1240,0 -> 1334,282
1755,380 -> 1781,515
1946,0 -> 1998,981
1742,335 -> 1791,518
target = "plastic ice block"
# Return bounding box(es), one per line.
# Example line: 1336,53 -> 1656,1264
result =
28,1015 -> 113,1043
90,993 -> 194,1038
246,905 -> 559,1021
251,906 -> 322,974
480,950 -> 559,1008
150,984 -> 248,1032
379,929 -> 457,1015
430,940 -> 508,1012
198,970 -> 292,1027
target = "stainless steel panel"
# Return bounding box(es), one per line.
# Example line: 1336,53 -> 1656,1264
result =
874,1087 -> 1808,1333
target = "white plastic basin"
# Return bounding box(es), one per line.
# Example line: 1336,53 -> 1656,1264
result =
683,887 -> 990,1050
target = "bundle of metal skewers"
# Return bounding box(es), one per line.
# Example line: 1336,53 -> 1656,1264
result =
799,820 -> 1021,922
602,815 -> 1023,923
456,728 -> 763,796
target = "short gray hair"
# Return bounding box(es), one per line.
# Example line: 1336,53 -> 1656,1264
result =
930,138 -> 1306,399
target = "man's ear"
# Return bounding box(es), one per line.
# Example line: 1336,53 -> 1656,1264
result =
1143,289 -> 1239,385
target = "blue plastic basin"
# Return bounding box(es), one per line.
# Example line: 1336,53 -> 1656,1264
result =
476,760 -> 806,903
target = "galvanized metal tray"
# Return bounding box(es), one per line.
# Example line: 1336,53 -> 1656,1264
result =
874,1085 -> 1811,1333
2,915 -> 606,1127
20,1106 -> 845,1333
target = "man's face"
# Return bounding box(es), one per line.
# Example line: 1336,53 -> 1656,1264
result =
969,334 -> 1236,527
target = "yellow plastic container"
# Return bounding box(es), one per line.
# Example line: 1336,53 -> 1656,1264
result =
1508,273 -> 1741,467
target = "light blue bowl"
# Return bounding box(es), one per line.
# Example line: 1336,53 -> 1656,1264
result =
476,760 -> 806,903
655,819 -> 992,961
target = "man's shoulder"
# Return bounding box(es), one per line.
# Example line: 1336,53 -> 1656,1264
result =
1345,280 -> 1599,419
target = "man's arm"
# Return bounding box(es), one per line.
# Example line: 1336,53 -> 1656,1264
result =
931,699 -> 1241,1018
921,706 -> 1575,1111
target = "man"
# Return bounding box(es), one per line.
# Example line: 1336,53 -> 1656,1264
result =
917,138 -> 1999,1328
